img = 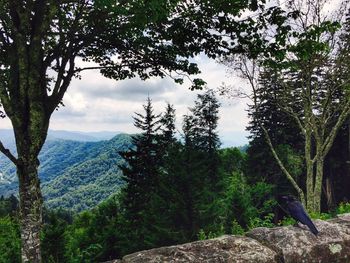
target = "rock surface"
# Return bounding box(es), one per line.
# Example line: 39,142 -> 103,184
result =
122,235 -> 278,263
247,217 -> 350,263
103,213 -> 350,263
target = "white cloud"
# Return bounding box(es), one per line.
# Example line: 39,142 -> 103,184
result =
0,56 -> 250,146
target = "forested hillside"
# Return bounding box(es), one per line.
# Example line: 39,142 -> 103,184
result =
0,133 -> 132,211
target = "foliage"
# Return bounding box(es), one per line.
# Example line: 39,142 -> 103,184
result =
64,194 -> 122,262
0,195 -> 18,217
309,212 -> 333,221
0,1 -> 349,261
278,217 -> 296,226
219,147 -> 246,174
0,217 -> 21,263
118,97 -> 165,254
244,67 -> 304,195
337,202 -> 350,215
0,134 -> 132,212
197,229 -> 207,241
248,213 -> 275,229
1,86 -> 349,262
1,0 -> 275,259
197,225 -> 225,240
223,0 -> 350,213
230,219 -> 245,235
220,171 -> 276,232
41,209 -> 73,263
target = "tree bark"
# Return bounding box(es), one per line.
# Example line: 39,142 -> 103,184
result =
17,157 -> 43,263
305,130 -> 315,212
325,175 -> 335,211
314,158 -> 324,214
260,125 -> 306,205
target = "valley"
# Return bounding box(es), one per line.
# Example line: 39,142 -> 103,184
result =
0,130 -> 132,211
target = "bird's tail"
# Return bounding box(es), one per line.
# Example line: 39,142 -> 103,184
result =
307,219 -> 319,236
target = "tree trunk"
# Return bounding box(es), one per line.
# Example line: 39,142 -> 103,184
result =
305,130 -> 315,212
17,158 -> 43,263
306,167 -> 315,212
313,158 -> 324,214
325,175 -> 335,211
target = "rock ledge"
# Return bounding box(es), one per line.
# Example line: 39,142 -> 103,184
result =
104,213 -> 350,263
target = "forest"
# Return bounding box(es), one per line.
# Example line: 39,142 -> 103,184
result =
1,88 -> 350,262
0,134 -> 133,211
1,0 -> 350,262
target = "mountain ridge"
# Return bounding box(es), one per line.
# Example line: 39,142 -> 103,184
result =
0,132 -> 133,211
0,129 -> 121,144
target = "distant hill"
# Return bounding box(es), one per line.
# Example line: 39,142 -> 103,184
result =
220,131 -> 250,148
238,144 -> 249,153
0,128 -> 249,211
0,132 -> 132,211
0,129 -> 119,145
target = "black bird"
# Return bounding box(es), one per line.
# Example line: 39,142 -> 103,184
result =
280,195 -> 319,235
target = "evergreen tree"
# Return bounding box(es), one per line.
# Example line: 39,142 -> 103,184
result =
245,69 -> 304,196
160,103 -> 177,144
180,115 -> 205,238
180,90 -> 222,235
143,103 -> 188,247
41,210 -> 69,263
190,89 -> 221,185
192,89 -> 221,153
118,97 -> 162,254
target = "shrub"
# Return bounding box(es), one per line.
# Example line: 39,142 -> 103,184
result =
337,202 -> 350,215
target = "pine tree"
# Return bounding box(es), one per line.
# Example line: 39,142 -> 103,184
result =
193,89 -> 221,153
146,103 -> 188,246
190,89 -> 221,185
160,103 -> 177,144
180,90 -> 222,236
118,97 -> 162,254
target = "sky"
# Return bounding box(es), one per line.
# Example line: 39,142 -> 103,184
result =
0,55 -> 251,147
1,0 -> 344,147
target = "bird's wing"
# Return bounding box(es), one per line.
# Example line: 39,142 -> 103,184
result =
287,201 -> 308,222
288,201 -> 318,235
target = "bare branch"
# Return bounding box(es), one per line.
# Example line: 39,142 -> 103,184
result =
322,99 -> 350,157
0,140 -> 17,165
74,65 -> 123,73
48,55 -> 75,113
281,104 -> 306,135
260,123 -> 306,204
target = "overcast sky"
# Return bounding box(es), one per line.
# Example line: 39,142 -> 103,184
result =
0,55 -> 251,146
1,0 -> 344,147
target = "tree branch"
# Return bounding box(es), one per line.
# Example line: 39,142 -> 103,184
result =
0,81 -> 12,117
73,65 -> 122,73
48,55 -> 75,113
0,140 -> 17,165
280,103 -> 306,136
260,123 -> 306,205
238,55 -> 306,205
322,99 -> 350,158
